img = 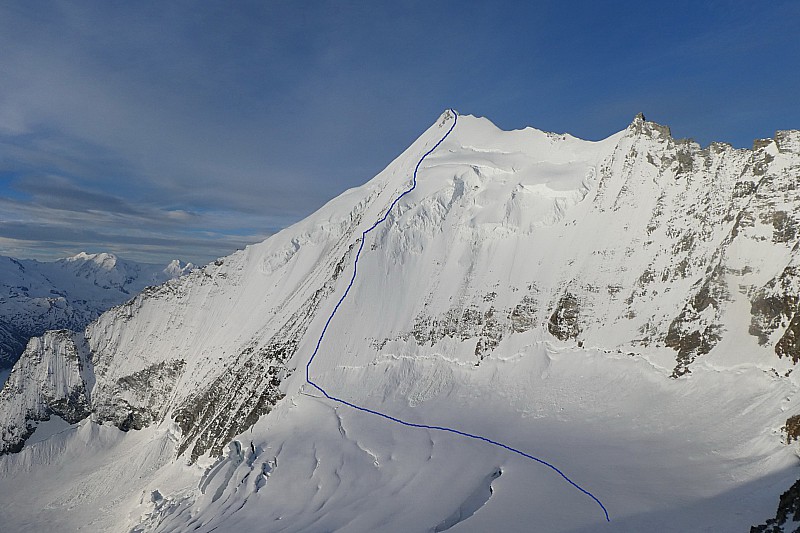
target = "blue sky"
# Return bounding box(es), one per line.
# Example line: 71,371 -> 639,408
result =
1,1 -> 798,264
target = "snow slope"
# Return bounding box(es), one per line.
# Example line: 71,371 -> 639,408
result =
2,111 -> 800,532
0,252 -> 194,370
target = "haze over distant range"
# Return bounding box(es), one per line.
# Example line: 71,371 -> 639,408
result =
1,0 -> 798,265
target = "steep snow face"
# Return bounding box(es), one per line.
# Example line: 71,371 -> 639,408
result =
2,111 -> 800,532
303,113 -> 800,380
0,253 -> 194,370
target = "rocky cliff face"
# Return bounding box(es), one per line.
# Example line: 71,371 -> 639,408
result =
0,330 -> 92,453
752,478 -> 800,533
2,112 -> 800,531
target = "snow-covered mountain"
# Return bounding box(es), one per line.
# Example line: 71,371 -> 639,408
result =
0,252 -> 194,370
2,111 -> 800,532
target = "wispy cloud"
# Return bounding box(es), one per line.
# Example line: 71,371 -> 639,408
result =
0,1 -> 798,264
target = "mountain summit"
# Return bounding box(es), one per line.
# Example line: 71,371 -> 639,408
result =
2,111 -> 800,532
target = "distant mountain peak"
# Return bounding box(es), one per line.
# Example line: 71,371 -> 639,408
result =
66,251 -> 116,262
0,252 -> 195,370
162,259 -> 195,277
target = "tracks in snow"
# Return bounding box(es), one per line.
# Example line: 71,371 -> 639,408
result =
303,109 -> 610,522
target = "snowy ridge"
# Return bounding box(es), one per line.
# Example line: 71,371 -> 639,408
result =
0,252 -> 194,370
2,111 -> 800,531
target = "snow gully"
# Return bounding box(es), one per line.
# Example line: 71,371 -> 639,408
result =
304,109 -> 611,523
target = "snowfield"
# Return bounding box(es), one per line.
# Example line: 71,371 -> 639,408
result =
2,110 -> 800,532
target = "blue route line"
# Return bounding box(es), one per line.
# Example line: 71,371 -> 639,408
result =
304,109 -> 610,523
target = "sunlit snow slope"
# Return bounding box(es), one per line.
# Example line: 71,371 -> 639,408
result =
2,111 -> 800,532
